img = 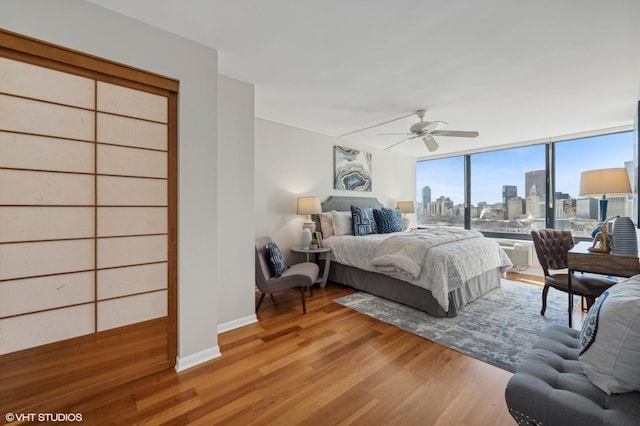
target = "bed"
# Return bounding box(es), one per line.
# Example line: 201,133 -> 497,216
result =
315,196 -> 512,317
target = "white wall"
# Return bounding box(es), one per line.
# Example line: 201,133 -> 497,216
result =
217,76 -> 257,330
0,0 -> 221,369
255,118 -> 416,261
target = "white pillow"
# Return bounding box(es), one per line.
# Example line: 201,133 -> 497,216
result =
331,210 -> 353,236
578,276 -> 640,394
319,213 -> 334,237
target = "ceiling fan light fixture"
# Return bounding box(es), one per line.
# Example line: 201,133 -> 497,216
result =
422,135 -> 439,152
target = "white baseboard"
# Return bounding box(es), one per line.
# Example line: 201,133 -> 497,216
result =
175,346 -> 221,372
217,314 -> 258,334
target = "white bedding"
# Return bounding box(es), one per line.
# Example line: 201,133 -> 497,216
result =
322,228 -> 512,311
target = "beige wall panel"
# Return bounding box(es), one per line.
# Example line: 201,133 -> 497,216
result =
0,57 -> 94,108
97,235 -> 167,269
0,94 -> 94,141
97,144 -> 167,178
97,207 -> 167,237
0,304 -> 94,355
0,239 -> 94,281
97,263 -> 167,300
97,176 -> 166,206
97,290 -> 167,332
0,132 -> 94,173
97,82 -> 167,123
0,170 -> 94,205
0,271 -> 94,318
0,207 -> 94,243
97,113 -> 167,151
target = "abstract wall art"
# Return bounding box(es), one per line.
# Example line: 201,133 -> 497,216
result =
334,146 -> 372,191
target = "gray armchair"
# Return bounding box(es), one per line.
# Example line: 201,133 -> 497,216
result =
255,236 -> 320,314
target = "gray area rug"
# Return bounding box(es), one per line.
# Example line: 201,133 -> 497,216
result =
334,279 -> 575,372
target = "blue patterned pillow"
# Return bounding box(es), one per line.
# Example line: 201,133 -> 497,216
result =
579,290 -> 608,355
373,207 -> 404,233
265,242 -> 286,278
351,206 -> 376,236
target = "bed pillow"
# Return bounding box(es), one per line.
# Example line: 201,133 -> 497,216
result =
578,277 -> 640,394
319,212 -> 334,237
265,242 -> 286,278
351,205 -> 376,236
373,207 -> 404,233
331,210 -> 353,236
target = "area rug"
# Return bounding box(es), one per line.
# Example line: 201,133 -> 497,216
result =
334,280 -> 576,372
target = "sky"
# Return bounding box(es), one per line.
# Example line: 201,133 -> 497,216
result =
416,131 -> 634,205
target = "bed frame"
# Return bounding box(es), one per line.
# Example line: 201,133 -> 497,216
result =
316,195 -> 501,317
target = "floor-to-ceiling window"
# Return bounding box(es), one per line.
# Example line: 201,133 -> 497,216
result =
555,132 -> 634,237
416,131 -> 635,238
416,155 -> 464,227
469,145 -> 546,234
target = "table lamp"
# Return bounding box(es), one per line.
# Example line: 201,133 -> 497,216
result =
297,196 -> 321,249
579,168 -> 631,223
397,201 -> 415,231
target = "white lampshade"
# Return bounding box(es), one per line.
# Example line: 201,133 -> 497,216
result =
579,168 -> 631,196
297,196 -> 322,215
397,201 -> 415,214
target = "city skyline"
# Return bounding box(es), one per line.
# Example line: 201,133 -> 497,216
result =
416,132 -> 634,206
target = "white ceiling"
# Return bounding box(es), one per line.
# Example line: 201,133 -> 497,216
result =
88,0 -> 640,159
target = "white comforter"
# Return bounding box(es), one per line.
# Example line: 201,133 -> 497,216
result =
322,228 -> 512,310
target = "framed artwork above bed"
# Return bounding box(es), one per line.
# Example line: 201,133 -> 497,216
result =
334,146 -> 372,191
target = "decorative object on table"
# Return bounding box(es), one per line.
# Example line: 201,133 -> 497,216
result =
297,196 -> 321,249
579,167 -> 632,236
313,231 -> 323,248
396,200 -> 415,230
589,220 -> 613,253
610,216 -> 638,256
334,146 -> 372,191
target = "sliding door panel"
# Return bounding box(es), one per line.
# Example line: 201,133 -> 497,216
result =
0,304 -> 95,355
0,29 -> 177,413
97,113 -> 168,150
0,132 -> 95,173
0,272 -> 94,318
97,263 -> 167,300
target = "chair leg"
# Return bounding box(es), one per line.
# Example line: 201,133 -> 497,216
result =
256,292 -> 266,313
540,284 -> 549,316
300,287 -> 306,314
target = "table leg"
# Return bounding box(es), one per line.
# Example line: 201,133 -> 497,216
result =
320,251 -> 331,288
568,270 -> 573,328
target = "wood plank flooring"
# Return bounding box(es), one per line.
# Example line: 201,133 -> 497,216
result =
10,273 -> 577,425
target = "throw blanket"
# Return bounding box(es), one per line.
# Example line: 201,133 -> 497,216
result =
370,228 -> 484,280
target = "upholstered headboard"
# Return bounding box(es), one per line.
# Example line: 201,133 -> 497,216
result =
320,196 -> 383,212
312,196 -> 384,236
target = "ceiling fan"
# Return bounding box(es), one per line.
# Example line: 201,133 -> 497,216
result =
381,110 -> 479,152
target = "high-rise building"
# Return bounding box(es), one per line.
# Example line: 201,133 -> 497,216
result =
422,186 -> 432,214
502,185 -> 517,207
525,170 -> 546,202
576,198 -> 598,219
507,197 -> 524,220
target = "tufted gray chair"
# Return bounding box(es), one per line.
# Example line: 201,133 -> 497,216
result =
530,229 -> 615,317
255,236 -> 319,314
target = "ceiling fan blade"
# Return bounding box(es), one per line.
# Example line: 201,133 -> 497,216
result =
430,130 -> 479,138
377,132 -> 412,136
339,111 -> 418,137
422,135 -> 439,152
384,134 -> 419,150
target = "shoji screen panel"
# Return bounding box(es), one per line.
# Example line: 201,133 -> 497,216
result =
0,29 -> 177,413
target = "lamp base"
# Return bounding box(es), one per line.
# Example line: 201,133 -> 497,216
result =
301,227 -> 312,250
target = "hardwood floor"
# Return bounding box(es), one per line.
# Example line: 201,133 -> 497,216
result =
11,274 -> 576,425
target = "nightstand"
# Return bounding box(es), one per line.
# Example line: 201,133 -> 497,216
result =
290,246 -> 331,288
